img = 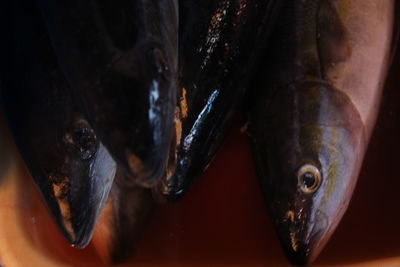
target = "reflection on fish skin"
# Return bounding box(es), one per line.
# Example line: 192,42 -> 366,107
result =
93,170 -> 153,265
0,0 -> 116,248
249,0 -> 396,265
156,0 -> 283,201
36,0 -> 178,188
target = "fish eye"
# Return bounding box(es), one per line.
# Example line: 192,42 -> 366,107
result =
65,118 -> 97,160
297,164 -> 321,194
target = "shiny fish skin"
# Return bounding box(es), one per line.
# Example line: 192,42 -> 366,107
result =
0,1 -> 116,248
157,0 -> 283,201
36,0 -> 178,187
249,0 -> 396,265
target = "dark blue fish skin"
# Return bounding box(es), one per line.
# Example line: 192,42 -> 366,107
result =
36,0 -> 178,187
157,0 -> 282,201
0,0 -> 116,248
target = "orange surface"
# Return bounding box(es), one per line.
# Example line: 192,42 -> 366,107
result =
0,50 -> 400,267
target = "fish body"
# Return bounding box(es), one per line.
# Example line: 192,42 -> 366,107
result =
36,0 -> 178,187
158,0 -> 282,200
249,0 -> 396,265
0,0 -> 116,248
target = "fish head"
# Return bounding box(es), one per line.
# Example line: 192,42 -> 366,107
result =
255,81 -> 366,265
47,116 -> 117,248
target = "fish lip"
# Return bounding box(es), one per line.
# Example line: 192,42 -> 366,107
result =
279,231 -> 321,266
152,174 -> 186,202
275,209 -> 330,266
49,199 -> 98,249
69,222 -> 94,249
161,188 -> 185,202
283,242 -> 312,266
153,164 -> 196,202
50,212 -> 93,249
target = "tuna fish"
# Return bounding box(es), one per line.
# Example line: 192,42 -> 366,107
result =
0,0 -> 116,248
36,0 -> 179,187
248,0 -> 398,265
157,0 -> 282,200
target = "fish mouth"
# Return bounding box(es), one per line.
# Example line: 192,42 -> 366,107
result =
280,233 -> 322,266
68,219 -> 95,249
158,182 -> 185,202
50,189 -> 107,249
283,240 -> 313,266
278,228 -> 327,266
275,210 -> 331,266
153,170 -> 186,202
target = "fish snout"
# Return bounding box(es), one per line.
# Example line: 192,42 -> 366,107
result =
277,208 -> 330,266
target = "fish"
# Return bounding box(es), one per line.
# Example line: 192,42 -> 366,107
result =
92,170 -> 153,264
156,0 -> 283,200
248,0 -> 398,265
0,0 -> 116,248
36,0 -> 178,187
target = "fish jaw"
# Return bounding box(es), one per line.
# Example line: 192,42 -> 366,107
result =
251,81 -> 366,265
156,170 -> 186,202
272,202 -> 334,266
64,143 -> 117,248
